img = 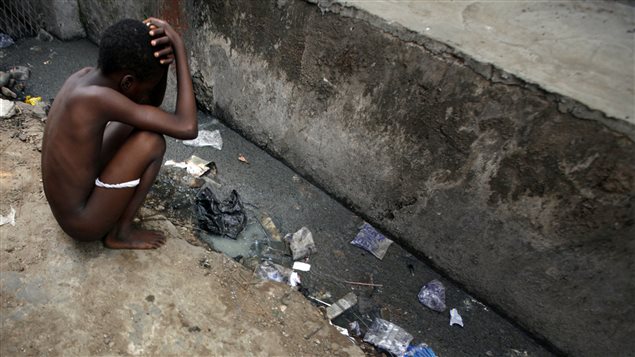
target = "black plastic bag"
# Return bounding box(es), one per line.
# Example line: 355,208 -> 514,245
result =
195,188 -> 247,239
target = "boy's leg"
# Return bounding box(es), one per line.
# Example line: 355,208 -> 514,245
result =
79,130 -> 166,249
100,121 -> 134,170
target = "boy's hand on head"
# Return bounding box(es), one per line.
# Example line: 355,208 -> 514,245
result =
143,17 -> 181,65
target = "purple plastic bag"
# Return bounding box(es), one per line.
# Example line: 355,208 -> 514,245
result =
350,222 -> 393,259
418,279 -> 446,312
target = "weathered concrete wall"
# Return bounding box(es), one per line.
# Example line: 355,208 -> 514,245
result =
41,0 -> 86,40
78,1 -> 635,355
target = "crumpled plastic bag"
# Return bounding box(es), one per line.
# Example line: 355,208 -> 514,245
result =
255,261 -> 298,286
284,227 -> 316,260
363,318 -> 413,356
418,279 -> 446,312
182,129 -> 223,150
195,188 -> 247,239
350,222 -> 393,260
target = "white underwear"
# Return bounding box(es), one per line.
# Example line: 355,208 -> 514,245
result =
95,177 -> 140,189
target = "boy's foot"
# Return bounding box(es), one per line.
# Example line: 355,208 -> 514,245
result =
104,228 -> 166,249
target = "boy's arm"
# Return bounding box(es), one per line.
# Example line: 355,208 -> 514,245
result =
148,68 -> 168,107
90,18 -> 197,139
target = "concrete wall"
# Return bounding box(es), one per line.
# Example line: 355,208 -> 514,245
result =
77,1 -> 635,355
41,0 -> 85,40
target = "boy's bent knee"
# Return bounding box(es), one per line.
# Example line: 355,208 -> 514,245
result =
130,131 -> 165,157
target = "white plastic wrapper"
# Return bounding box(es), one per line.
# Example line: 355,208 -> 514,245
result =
182,129 -> 223,150
292,261 -> 311,271
450,308 -> 464,327
0,206 -> 16,226
363,318 -> 413,356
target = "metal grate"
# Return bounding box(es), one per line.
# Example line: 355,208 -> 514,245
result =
0,0 -> 43,39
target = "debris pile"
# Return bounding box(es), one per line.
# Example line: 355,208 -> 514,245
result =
1,66 -> 31,101
154,129 -> 473,357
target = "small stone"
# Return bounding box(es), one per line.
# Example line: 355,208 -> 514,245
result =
1,86 -> 17,99
18,132 -> 27,142
37,29 -> 54,42
0,72 -> 10,87
8,66 -> 30,81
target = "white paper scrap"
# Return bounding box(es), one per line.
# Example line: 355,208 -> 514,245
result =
164,155 -> 211,177
292,261 -> 311,272
288,272 -> 301,287
450,308 -> 464,327
0,207 -> 16,226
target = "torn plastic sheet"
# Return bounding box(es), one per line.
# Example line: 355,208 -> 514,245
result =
289,271 -> 301,287
195,188 -> 247,239
450,308 -> 464,327
348,321 -> 362,337
326,292 -> 358,320
404,343 -> 438,357
363,318 -> 413,356
256,261 -> 297,286
350,222 -> 393,260
251,238 -> 293,267
0,207 -> 16,226
182,129 -> 223,150
165,155 -> 212,177
418,279 -> 446,312
284,227 -> 316,260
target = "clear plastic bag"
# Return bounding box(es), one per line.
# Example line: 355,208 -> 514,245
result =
418,279 -> 446,312
363,318 -> 413,356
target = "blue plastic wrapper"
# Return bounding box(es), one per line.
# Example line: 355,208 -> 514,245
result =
403,343 -> 437,357
363,318 -> 413,356
350,222 -> 393,259
0,33 -> 14,49
418,279 -> 446,312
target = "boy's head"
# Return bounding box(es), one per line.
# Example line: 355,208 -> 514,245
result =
98,19 -> 164,101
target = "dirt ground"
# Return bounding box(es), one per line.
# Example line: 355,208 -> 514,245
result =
0,106 -> 362,356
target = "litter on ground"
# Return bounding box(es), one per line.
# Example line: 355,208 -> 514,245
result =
418,279 -> 447,312
195,188 -> 247,239
0,207 -> 16,226
284,226 -> 316,260
326,292 -> 358,320
450,308 -> 464,327
350,222 -> 393,259
182,129 -> 223,149
164,155 -> 212,177
363,318 -> 413,356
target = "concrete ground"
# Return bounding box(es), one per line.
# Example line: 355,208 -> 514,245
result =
337,0 -> 635,123
1,38 -> 555,356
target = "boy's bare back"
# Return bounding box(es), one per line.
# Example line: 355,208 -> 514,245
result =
41,18 -> 197,249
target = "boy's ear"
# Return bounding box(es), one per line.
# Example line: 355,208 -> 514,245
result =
120,75 -> 135,92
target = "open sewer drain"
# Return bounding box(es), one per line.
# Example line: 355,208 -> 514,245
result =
144,166 -> 440,356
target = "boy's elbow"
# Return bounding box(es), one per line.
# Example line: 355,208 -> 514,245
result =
181,124 -> 198,140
